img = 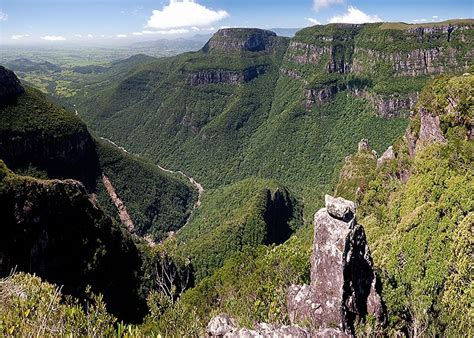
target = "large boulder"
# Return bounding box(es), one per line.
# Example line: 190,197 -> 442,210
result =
287,195 -> 384,335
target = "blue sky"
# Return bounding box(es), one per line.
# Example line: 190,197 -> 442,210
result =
0,0 -> 472,44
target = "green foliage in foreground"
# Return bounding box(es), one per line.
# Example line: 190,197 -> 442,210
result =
0,273 -> 117,337
94,140 -> 196,241
173,177 -> 303,281
335,74 -> 474,335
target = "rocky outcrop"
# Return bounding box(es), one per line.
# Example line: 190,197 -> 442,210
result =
207,314 -> 311,337
287,195 -> 384,335
377,146 -> 395,167
207,195 -> 384,337
286,41 -> 332,65
186,66 -> 266,86
202,28 -> 279,53
0,65 -> 24,100
418,107 -> 447,144
304,84 -> 342,107
352,90 -> 419,118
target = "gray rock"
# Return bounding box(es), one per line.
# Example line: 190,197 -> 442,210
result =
207,314 -> 237,336
324,195 -> 356,221
287,195 -> 384,334
418,107 -> 446,144
377,146 -> 395,167
357,139 -> 371,152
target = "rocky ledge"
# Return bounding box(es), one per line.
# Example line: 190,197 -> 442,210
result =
0,65 -> 24,100
207,195 -> 385,337
186,66 -> 267,86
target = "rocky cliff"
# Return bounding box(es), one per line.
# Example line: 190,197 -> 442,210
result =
281,20 -> 474,116
0,160 -> 146,322
0,69 -> 99,186
186,65 -> 267,85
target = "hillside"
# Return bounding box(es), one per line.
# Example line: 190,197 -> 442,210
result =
0,66 -> 196,241
67,21 -> 473,224
334,73 -> 473,335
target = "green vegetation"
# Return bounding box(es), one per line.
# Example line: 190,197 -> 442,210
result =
173,177 -> 303,280
95,140 -> 196,241
335,74 -> 474,335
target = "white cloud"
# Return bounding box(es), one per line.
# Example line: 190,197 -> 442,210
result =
413,18 -> 428,23
432,15 -> 438,19
313,0 -> 344,11
87,34 -> 93,38
329,6 -> 382,24
146,0 -> 229,29
305,17 -> 322,25
132,29 -> 189,36
116,34 -> 127,38
41,35 -> 66,41
0,10 -> 8,21
75,34 -> 83,38
11,34 -> 29,40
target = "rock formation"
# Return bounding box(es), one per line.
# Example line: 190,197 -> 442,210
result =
0,65 -> 24,100
207,195 -> 384,337
377,146 -> 395,167
418,107 -> 447,144
287,195 -> 384,335
186,66 -> 267,86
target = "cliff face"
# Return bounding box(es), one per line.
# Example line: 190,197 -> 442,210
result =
186,65 -> 267,85
0,70 -> 99,186
281,21 -> 474,117
0,160 -> 146,322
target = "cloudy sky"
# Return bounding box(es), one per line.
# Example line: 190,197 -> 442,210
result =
0,0 -> 472,44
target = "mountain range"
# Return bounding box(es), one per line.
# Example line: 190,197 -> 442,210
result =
0,19 -> 473,336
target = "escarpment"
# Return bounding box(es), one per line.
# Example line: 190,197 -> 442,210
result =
186,65 -> 267,85
0,71 -> 99,185
0,160 -> 146,322
281,21 -> 474,116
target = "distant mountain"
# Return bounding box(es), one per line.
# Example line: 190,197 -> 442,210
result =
5,57 -> 62,73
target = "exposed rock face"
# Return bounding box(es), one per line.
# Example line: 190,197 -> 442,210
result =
0,65 -> 24,100
186,66 -> 266,86
203,28 -> 279,53
352,90 -> 419,118
282,22 -> 473,115
377,146 -> 396,167
287,195 -> 384,334
418,107 -> 447,144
